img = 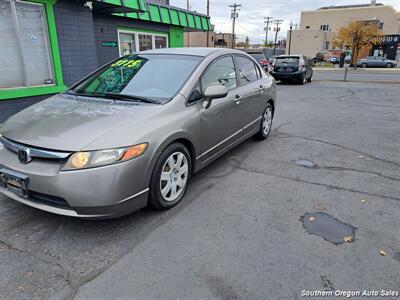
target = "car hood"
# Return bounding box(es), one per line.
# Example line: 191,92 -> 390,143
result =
0,94 -> 162,151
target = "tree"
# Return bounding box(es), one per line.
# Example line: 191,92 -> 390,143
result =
333,20 -> 382,68
245,36 -> 250,48
235,36 -> 250,49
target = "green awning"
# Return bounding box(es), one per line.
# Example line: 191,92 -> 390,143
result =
95,0 -> 211,31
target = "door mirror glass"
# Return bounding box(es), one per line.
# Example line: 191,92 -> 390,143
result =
203,85 -> 228,100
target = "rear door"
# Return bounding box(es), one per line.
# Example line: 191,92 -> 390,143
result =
234,55 -> 267,134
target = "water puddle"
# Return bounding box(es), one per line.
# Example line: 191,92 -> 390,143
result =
294,159 -> 318,168
300,212 -> 357,245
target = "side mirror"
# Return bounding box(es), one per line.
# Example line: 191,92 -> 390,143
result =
203,85 -> 229,101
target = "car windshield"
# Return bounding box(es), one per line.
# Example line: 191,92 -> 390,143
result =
69,54 -> 202,103
249,53 -> 265,61
275,57 -> 300,66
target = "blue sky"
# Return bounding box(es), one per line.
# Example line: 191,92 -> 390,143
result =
171,0 -> 400,43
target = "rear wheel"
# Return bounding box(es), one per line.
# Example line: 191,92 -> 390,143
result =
254,103 -> 273,140
386,63 -> 393,68
148,143 -> 191,210
361,63 -> 367,68
298,75 -> 305,85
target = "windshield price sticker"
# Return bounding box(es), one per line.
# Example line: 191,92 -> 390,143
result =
111,59 -> 142,68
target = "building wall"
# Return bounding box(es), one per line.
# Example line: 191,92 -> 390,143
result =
54,0 -> 98,86
300,5 -> 400,34
92,15 -> 171,66
184,32 -> 233,48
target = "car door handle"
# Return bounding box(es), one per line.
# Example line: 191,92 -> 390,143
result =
257,85 -> 264,92
234,95 -> 242,104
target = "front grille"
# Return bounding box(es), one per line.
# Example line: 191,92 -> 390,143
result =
29,190 -> 70,209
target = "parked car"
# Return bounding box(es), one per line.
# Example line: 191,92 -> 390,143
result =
329,56 -> 339,64
270,55 -> 313,84
0,48 -> 276,219
311,52 -> 324,63
357,56 -> 397,68
244,50 -> 269,70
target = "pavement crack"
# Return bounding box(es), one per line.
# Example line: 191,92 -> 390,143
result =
235,166 -> 400,202
320,165 -> 400,183
271,133 -> 400,168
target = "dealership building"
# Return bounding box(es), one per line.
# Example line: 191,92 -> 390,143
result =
0,0 -> 211,101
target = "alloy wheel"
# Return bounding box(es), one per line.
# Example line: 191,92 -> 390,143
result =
262,107 -> 273,135
160,152 -> 189,202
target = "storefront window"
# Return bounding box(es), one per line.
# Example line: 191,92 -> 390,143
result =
0,0 -> 54,89
119,33 -> 136,55
155,36 -> 167,49
118,30 -> 168,56
139,34 -> 153,51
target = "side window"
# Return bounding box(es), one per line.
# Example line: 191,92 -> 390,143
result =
187,82 -> 202,104
236,56 -> 258,85
201,56 -> 237,92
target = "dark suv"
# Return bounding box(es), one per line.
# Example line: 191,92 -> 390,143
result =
270,55 -> 313,84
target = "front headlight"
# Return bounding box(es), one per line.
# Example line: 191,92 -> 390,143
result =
64,143 -> 148,170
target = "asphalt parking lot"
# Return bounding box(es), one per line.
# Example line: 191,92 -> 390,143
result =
0,80 -> 399,299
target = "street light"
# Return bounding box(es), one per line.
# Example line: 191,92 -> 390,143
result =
288,20 -> 293,55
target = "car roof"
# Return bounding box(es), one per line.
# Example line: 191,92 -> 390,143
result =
276,54 -> 303,58
139,47 -> 244,57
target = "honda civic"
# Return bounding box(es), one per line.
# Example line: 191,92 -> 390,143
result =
0,48 -> 276,219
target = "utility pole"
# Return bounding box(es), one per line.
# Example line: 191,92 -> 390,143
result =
229,3 -> 241,49
206,0 -> 210,47
288,20 -> 293,55
273,19 -> 283,55
264,17 -> 273,49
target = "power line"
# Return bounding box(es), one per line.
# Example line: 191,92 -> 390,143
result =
229,3 -> 241,48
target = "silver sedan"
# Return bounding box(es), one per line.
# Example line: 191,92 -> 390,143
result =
357,56 -> 397,68
0,48 -> 276,219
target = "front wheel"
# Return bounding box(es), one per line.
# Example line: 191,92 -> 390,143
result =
148,143 -> 191,210
254,103 -> 273,140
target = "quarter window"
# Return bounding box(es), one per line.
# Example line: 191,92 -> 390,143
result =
201,56 -> 237,92
236,56 -> 258,85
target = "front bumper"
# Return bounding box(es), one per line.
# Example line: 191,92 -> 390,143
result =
0,145 -> 150,218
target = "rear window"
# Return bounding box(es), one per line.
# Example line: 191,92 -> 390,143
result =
248,53 -> 265,61
275,57 -> 300,66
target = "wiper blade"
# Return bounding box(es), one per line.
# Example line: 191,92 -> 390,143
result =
100,93 -> 161,104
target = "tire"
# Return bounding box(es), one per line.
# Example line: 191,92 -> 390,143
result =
307,76 -> 312,83
298,74 -> 305,85
386,63 -> 393,68
361,63 -> 367,68
148,143 -> 191,210
254,103 -> 273,140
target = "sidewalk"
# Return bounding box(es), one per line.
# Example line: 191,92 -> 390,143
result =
313,67 -> 400,72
